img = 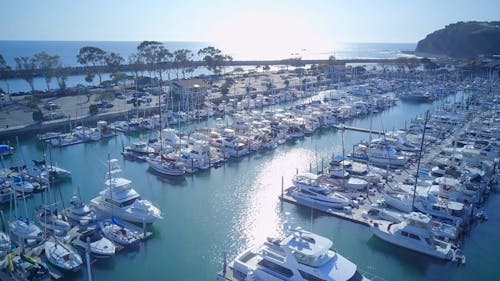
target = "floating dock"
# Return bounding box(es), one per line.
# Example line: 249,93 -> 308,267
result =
334,124 -> 385,135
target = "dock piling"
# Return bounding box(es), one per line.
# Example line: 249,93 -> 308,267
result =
86,237 -> 93,281
281,176 -> 284,199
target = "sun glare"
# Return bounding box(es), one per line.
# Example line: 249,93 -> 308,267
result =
206,11 -> 335,60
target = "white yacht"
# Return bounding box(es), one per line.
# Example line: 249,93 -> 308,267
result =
289,183 -> 351,210
227,226 -> 369,281
367,143 -> 407,167
381,190 -> 414,213
91,159 -> 163,224
27,160 -> 72,183
414,195 -> 465,227
292,173 -> 322,190
147,156 -> 186,176
371,212 -> 464,262
350,142 -> 406,167
62,195 -> 97,226
123,141 -> 155,156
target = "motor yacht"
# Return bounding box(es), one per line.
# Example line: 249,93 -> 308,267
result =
91,159 -> 163,224
62,195 -> 97,226
371,212 -> 464,263
226,226 -> 369,280
289,183 -> 351,210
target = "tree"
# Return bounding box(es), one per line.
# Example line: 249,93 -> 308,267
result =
54,65 -> 68,94
173,49 -> 194,79
77,46 -> 107,85
32,110 -> 44,123
0,54 -> 12,100
220,83 -> 229,98
111,72 -> 128,87
14,56 -> 36,93
198,46 -> 232,77
85,73 -> 95,86
105,52 -> 124,75
34,51 -> 60,92
88,104 -> 99,115
128,53 -> 144,90
232,67 -> 244,79
137,41 -> 172,84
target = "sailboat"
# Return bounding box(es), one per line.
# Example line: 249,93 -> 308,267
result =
36,205 -> 71,236
9,186 -> 44,245
147,100 -> 186,176
44,238 -> 83,272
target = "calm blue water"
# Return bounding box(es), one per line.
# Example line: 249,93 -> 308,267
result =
2,92 -> 497,281
0,41 -> 416,93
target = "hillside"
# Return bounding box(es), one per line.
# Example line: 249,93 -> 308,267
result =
415,21 -> 500,58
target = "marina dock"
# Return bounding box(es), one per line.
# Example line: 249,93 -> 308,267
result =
333,124 -> 386,135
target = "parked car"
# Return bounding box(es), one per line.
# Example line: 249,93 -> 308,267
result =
126,98 -> 137,104
115,93 -> 126,99
43,111 -> 65,121
44,101 -> 58,110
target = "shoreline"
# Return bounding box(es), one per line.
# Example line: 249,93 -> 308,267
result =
1,58 -> 420,81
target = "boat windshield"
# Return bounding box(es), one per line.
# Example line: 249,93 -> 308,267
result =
293,252 -> 330,267
105,197 -> 139,208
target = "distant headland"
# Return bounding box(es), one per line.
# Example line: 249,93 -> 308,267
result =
415,21 -> 500,58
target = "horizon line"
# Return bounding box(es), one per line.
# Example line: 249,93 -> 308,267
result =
0,39 -> 418,45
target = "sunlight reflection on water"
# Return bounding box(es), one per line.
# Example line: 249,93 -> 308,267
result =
240,148 -> 317,251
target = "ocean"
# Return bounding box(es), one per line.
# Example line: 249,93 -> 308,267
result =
0,41 -> 416,93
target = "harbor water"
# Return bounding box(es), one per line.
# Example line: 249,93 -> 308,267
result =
2,91 -> 498,281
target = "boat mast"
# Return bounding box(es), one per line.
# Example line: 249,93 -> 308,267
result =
107,153 -> 114,218
411,110 -> 429,210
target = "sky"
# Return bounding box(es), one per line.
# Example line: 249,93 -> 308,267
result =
0,0 -> 498,48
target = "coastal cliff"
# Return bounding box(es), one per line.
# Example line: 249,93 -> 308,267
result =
415,21 -> 500,58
